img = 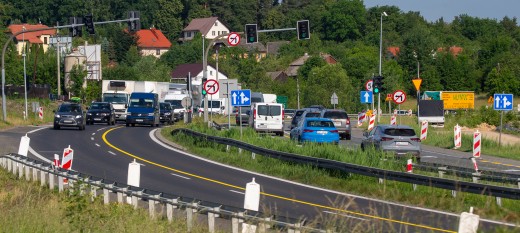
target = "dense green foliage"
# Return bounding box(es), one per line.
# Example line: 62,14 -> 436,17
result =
2,0 -> 520,110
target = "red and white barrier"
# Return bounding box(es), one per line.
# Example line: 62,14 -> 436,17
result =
390,114 -> 397,125
471,157 -> 479,172
61,145 -> 74,184
38,107 -> 43,120
368,114 -> 376,131
393,109 -> 397,115
357,112 -> 365,127
406,159 -> 413,173
53,154 -> 60,168
454,124 -> 462,149
473,130 -> 481,158
420,121 -> 428,141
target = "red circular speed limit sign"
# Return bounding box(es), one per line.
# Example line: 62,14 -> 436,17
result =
203,80 -> 220,95
227,32 -> 240,46
365,80 -> 373,91
392,90 -> 407,104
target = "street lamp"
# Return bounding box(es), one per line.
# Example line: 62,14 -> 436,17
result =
22,26 -> 27,120
378,11 -> 387,123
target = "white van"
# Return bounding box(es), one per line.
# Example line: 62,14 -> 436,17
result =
249,103 -> 284,136
198,99 -> 226,115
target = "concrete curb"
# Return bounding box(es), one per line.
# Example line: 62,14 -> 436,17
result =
154,127 -> 187,151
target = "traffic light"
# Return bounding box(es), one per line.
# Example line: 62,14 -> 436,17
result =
201,77 -> 207,96
69,17 -> 82,37
127,11 -> 140,32
297,20 -> 310,40
373,76 -> 385,94
83,14 -> 95,35
245,24 -> 258,44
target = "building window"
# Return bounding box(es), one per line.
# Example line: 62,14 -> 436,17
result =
187,31 -> 192,37
215,21 -> 218,26
212,31 -> 215,36
210,71 -> 213,75
156,49 -> 160,55
222,31 -> 226,35
44,37 -> 48,44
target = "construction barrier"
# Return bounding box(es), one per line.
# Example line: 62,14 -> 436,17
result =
368,114 -> 376,131
38,107 -> 44,120
420,121 -> 428,141
390,114 -> 396,125
473,130 -> 481,158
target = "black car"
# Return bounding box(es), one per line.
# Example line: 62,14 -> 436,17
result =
53,102 -> 86,130
234,106 -> 250,125
86,102 -> 116,125
290,107 -> 322,129
160,102 -> 174,124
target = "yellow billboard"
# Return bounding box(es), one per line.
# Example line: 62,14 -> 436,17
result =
441,92 -> 474,109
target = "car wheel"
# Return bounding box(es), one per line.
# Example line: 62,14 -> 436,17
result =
131,123 -> 135,127
361,143 -> 365,151
54,124 -> 60,130
345,134 -> 351,140
126,123 -> 129,127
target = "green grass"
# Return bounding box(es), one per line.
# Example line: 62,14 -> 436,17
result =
0,98 -> 59,130
163,120 -> 520,224
0,167 -> 218,233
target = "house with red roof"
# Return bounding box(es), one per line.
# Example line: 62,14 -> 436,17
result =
7,24 -> 56,55
180,17 -> 230,41
135,28 -> 172,58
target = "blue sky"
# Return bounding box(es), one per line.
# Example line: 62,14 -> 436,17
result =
364,0 -> 520,23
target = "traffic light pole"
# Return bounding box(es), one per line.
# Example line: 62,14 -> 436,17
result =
1,17 -> 139,122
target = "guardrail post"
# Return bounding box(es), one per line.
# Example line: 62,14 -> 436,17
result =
232,212 -> 242,233
259,217 -> 271,233
25,161 -> 31,181
18,160 -> 23,178
452,190 -> 457,198
39,164 -> 46,186
378,178 -> 384,184
58,172 -> 64,192
117,187 -> 126,203
226,145 -> 230,152
186,204 -> 197,233
166,198 -> 179,222
496,197 -> 502,207
32,163 -> 38,181
438,167 -> 447,178
239,148 -> 243,154
251,152 -> 256,160
91,180 -> 101,201
472,173 -> 480,183
208,210 -> 216,233
288,222 -> 301,233
104,184 -> 112,205
49,170 -> 55,190
517,179 -> 520,189
149,194 -> 160,219
7,158 -> 12,173
132,190 -> 142,209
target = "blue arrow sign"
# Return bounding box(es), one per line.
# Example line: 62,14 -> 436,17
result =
493,94 -> 513,111
360,91 -> 373,104
231,89 -> 251,106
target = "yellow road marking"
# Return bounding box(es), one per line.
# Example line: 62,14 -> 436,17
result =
102,127 -> 455,233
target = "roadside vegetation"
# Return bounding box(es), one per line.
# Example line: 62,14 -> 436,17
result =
163,118 -> 520,225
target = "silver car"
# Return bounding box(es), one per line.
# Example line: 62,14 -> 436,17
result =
361,124 -> 421,160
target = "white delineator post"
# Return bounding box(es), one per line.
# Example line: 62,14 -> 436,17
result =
127,159 -> 141,204
18,134 -> 30,157
420,121 -> 428,141
458,207 -> 480,233
368,114 -> 376,131
454,124 -> 462,149
473,130 -> 481,158
243,178 -> 260,233
390,114 -> 396,125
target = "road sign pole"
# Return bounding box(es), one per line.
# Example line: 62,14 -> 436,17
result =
499,110 -> 503,148
377,93 -> 381,123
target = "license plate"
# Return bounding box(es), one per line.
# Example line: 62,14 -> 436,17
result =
257,124 -> 266,128
333,122 -> 341,127
396,141 -> 409,146
94,118 -> 101,121
136,119 -> 143,122
64,120 -> 72,123
317,130 -> 327,135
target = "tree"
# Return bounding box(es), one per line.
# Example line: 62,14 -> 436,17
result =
154,0 -> 184,41
321,0 -> 366,42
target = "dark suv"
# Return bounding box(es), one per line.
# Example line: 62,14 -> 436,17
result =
159,102 -> 174,124
53,102 -> 86,130
86,102 -> 115,125
320,109 -> 351,140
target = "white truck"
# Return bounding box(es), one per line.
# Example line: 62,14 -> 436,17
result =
262,94 -> 277,103
101,80 -> 170,122
164,88 -> 189,121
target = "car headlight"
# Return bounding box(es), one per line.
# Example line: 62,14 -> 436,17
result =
54,114 -> 60,118
148,113 -> 155,116
100,113 -> 108,116
75,115 -> 82,119
87,113 -> 92,116
165,112 -> 171,115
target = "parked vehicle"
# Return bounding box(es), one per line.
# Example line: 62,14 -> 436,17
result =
284,109 -> 296,119
290,107 -> 322,129
53,102 -> 86,130
361,124 -> 421,161
164,88 -> 189,122
248,102 -> 284,136
320,109 -> 351,140
290,117 -> 340,144
86,102 -> 115,125
159,102 -> 174,124
126,92 -> 160,127
234,106 -> 250,125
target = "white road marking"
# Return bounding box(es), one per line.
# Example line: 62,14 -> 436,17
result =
92,133 -> 96,136
108,151 -> 116,155
229,190 -> 244,195
503,169 -> 520,172
91,137 -> 94,141
420,156 -> 437,158
95,143 -> 100,147
323,210 -> 368,221
170,173 -> 191,179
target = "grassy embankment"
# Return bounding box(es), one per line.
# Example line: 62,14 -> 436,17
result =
162,116 -> 520,226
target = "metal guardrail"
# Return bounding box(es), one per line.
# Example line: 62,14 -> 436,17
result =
416,162 -> 520,185
174,128 -> 520,200
0,153 -> 323,233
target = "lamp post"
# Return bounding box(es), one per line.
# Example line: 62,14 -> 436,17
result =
22,26 -> 27,120
378,11 -> 387,123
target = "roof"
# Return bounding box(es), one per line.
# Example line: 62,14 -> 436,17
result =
387,47 -> 400,57
136,28 -> 172,49
182,17 -> 219,35
170,63 -> 204,79
7,24 -> 56,43
238,40 -> 267,52
266,41 -> 290,55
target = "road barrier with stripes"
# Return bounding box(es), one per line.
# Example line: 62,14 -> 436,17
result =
174,128 -> 520,201
0,153 -> 320,233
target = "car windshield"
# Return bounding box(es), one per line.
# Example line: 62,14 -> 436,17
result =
103,93 -> 127,104
201,101 -> 221,108
129,98 -> 154,108
323,111 -> 348,119
284,109 -> 295,114
165,100 -> 183,109
384,128 -> 416,136
59,105 -> 81,112
160,103 -> 171,110
90,103 -> 110,110
258,105 -> 281,116
305,112 -> 321,117
307,120 -> 334,127
294,110 -> 305,117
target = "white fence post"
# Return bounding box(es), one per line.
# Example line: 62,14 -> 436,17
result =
104,184 -> 112,205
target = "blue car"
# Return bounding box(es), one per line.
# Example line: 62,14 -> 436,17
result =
290,117 -> 340,144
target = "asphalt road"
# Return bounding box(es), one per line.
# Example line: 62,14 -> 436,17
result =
1,123 -> 518,232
